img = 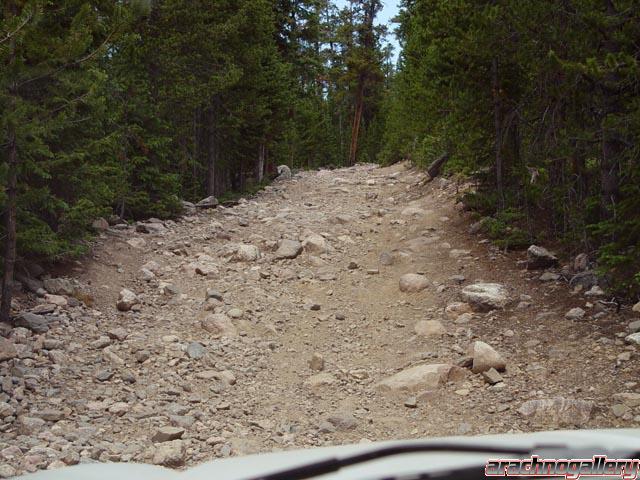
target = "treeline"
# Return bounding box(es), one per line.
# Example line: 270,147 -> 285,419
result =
382,0 -> 640,296
0,0 -> 390,314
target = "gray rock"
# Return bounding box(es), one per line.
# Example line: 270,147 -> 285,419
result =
302,234 -> 328,254
274,239 -> 303,260
482,368 -> 504,385
539,272 -> 560,282
309,353 -> 325,371
611,404 -> 630,418
205,289 -> 223,301
201,314 -> 238,337
107,328 -> 128,341
517,397 -> 594,426
116,289 -> 139,312
15,312 -> 49,333
570,271 -> 598,289
17,416 -> 46,435
276,165 -> 292,180
326,413 -> 357,431
181,201 -> 196,215
399,273 -> 429,293
625,332 -> 640,346
196,196 -> 219,209
233,244 -> 260,262
470,341 -> 506,374
461,283 -> 510,311
629,320 -> 640,333
573,253 -> 589,272
152,440 -> 186,467
43,277 -> 74,296
186,342 -> 206,360
379,251 -> 395,266
95,369 -> 114,382
376,364 -> 464,392
0,337 -> 18,361
152,426 -> 185,443
526,245 -> 559,270
92,218 -> 110,231
565,307 -> 586,321
414,320 -> 446,337
0,401 -> 16,418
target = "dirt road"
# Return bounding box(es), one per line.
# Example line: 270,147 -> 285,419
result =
2,163 -> 638,476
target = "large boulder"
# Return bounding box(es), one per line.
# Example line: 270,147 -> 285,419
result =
274,239 -> 303,260
43,277 -> 74,296
92,217 -> 110,231
116,289 -> 139,312
376,364 -> 464,392
15,313 -> 49,333
399,274 -> 429,293
461,283 -> 510,311
195,195 -> 219,209
469,341 -> 506,373
526,245 -> 559,270
276,165 -> 292,180
517,398 -> 594,426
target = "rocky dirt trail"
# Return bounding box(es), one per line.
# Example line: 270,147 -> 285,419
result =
2,163 -> 640,477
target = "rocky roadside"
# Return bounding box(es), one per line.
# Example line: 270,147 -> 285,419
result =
1,162 -> 640,478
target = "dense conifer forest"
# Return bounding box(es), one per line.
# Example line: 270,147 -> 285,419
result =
2,0 -> 640,317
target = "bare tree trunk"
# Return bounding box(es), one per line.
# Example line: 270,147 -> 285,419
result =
1,3 -> 18,323
491,57 -> 505,209
348,79 -> 364,166
600,0 -> 621,220
206,106 -> 216,196
256,142 -> 265,183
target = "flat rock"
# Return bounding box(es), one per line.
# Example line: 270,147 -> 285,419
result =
326,413 -> 357,431
399,273 -> 429,293
15,312 -> 49,333
517,398 -> 594,426
376,364 -> 463,392
274,239 -> 303,259
612,392 -> 640,408
186,342 -> 206,359
152,426 -> 185,443
304,373 -> 335,389
414,320 -> 446,337
461,283 -> 510,311
196,195 -> 219,209
201,314 -> 238,337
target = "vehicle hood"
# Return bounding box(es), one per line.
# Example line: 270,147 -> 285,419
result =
17,429 -> 640,480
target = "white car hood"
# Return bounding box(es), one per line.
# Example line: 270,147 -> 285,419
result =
17,429 -> 640,480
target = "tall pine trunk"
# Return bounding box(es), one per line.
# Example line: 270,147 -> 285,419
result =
348,79 -> 365,166
1,2 -> 17,323
491,57 -> 505,209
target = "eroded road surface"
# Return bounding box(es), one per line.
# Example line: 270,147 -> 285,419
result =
2,163 -> 639,476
